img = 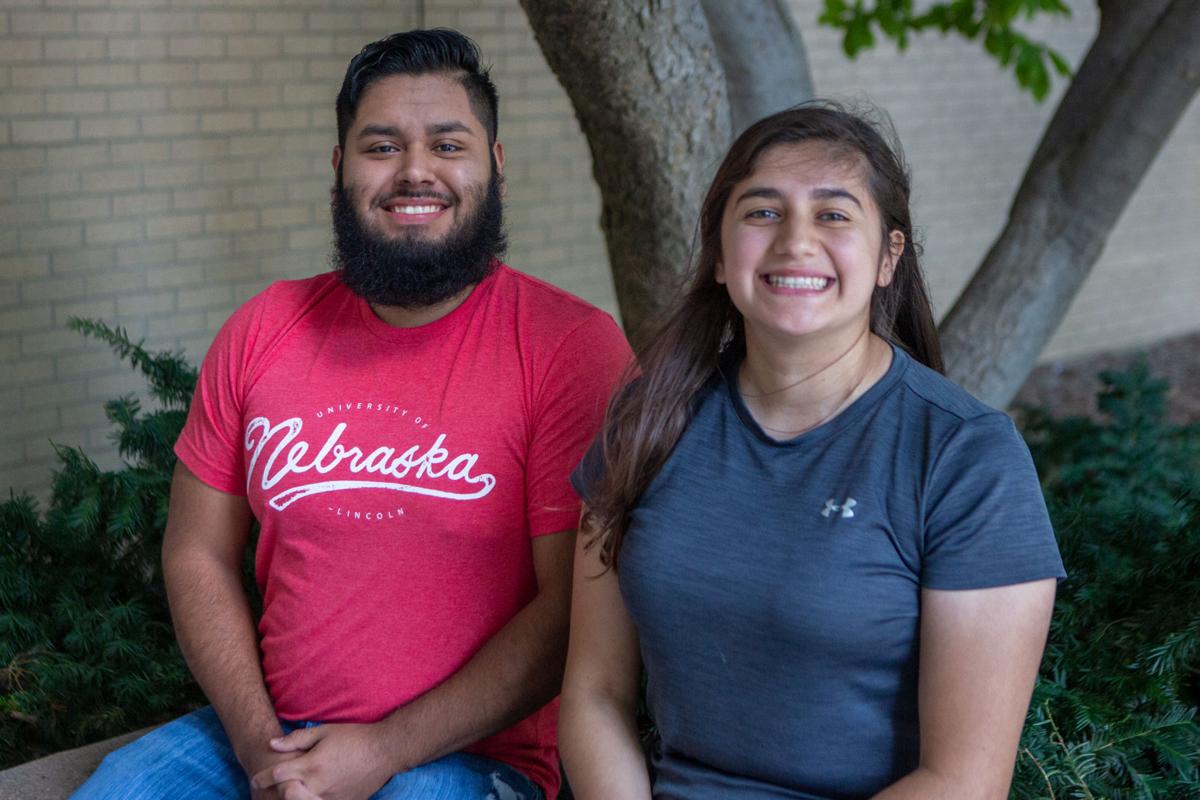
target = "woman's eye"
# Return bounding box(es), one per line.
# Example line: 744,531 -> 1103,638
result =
820,211 -> 850,222
747,208 -> 780,220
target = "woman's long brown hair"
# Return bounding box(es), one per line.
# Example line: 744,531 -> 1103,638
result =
585,102 -> 943,568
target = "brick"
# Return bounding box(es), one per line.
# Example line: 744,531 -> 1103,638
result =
287,179 -> 330,203
76,12 -> 137,35
85,220 -> 142,245
115,242 -> 172,268
0,38 -> 42,62
177,284 -> 232,310
79,115 -> 139,140
167,36 -> 225,59
142,163 -> 200,187
81,168 -> 140,193
48,197 -> 111,222
51,246 -> 114,273
225,34 -> 280,59
77,64 -> 136,87
169,136 -> 226,159
282,82 -> 330,106
84,269 -> 144,294
233,231 -> 284,254
108,88 -> 167,113
44,142 -> 106,170
287,228 -> 328,250
306,11 -> 360,31
0,305 -> 51,334
171,186 -> 228,211
136,61 -> 196,84
200,110 -> 252,134
140,112 -> 198,136
15,171 -> 78,198
149,311 -> 205,340
226,85 -> 279,108
175,237 -> 230,261
11,65 -> 74,89
137,11 -> 197,34
231,184 -> 287,205
260,205 -> 311,228
11,118 -> 76,144
45,38 -> 106,61
107,37 -> 167,61
282,132 -> 326,154
144,213 -> 202,239
20,224 -> 83,251
195,11 -> 252,33
143,263 -> 196,288
53,298 -> 116,327
307,58 -> 345,81
283,35 -> 334,57
227,134 -> 274,156
112,191 -> 169,217
254,11 -> 304,32
0,255 -> 51,279
204,209 -> 257,233
259,157 -> 314,181
19,328 -> 93,357
115,290 -> 174,317
88,371 -> 150,400
201,162 -> 246,183
44,90 -> 105,114
11,12 -> 73,35
108,140 -> 169,167
197,61 -> 254,83
257,109 -> 308,131
23,380 -> 86,413
168,86 -> 225,109
258,59 -> 305,82
0,91 -> 45,114
0,201 -> 45,226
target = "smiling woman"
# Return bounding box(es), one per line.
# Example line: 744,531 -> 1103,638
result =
560,103 -> 1065,800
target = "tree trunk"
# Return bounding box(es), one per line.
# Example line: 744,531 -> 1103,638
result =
939,0 -> 1200,408
699,0 -> 814,134
520,0 -> 731,348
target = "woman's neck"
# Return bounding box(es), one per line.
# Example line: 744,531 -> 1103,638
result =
737,326 -> 892,439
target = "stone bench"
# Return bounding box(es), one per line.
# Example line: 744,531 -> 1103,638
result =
0,729 -> 149,800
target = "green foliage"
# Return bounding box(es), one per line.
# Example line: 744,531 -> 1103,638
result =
1011,363 -> 1200,797
818,0 -> 1074,100
0,319 -> 203,767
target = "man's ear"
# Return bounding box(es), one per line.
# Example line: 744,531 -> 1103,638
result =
493,140 -> 506,196
331,145 -> 342,174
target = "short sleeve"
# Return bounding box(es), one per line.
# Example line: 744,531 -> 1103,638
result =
921,413 -> 1066,589
173,295 -> 267,496
525,312 -> 632,536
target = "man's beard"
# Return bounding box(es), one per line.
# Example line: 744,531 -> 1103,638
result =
331,170 -> 506,309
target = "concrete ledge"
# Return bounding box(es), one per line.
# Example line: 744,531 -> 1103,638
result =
0,728 -> 151,800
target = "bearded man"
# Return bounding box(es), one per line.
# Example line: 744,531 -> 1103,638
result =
72,29 -> 631,800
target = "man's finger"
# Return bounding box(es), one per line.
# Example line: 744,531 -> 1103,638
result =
270,727 -> 322,752
279,779 -> 322,800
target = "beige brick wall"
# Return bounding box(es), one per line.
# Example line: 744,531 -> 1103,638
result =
1,0 -> 1197,500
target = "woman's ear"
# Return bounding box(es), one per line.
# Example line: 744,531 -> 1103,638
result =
878,230 -> 904,288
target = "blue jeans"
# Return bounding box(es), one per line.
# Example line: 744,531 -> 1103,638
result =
71,707 -> 544,800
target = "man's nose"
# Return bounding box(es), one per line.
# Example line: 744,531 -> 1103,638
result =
393,149 -> 435,186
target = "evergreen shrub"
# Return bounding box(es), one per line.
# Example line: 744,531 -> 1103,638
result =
0,320 -> 203,767
1011,363 -> 1200,798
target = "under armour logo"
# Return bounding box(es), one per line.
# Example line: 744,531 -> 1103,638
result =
821,497 -> 857,519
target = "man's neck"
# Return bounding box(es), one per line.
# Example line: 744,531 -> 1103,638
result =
368,283 -> 477,328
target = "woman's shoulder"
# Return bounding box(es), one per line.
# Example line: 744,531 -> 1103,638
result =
893,347 -> 1008,427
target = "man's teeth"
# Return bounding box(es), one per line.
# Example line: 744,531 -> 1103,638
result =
389,205 -> 442,214
768,275 -> 829,289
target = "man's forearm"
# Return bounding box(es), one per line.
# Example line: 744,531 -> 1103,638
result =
374,584 -> 569,773
164,548 -> 282,762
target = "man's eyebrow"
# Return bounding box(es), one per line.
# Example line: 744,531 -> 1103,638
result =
356,124 -> 402,139
427,120 -> 475,137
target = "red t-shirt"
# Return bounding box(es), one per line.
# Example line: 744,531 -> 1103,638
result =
174,264 -> 632,797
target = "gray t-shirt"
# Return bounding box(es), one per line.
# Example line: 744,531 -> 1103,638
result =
574,346 -> 1065,800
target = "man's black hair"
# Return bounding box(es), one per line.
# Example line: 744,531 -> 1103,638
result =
336,28 -> 499,148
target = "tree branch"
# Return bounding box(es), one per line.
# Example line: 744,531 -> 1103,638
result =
939,0 -> 1200,408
